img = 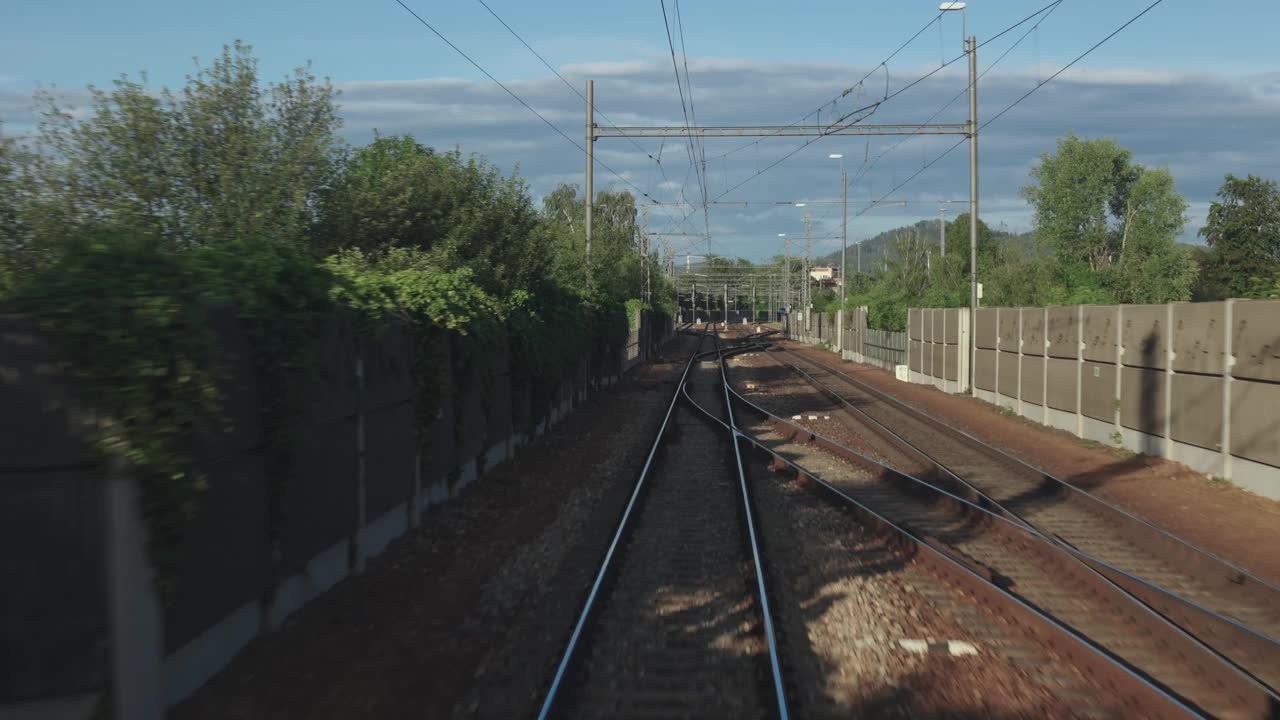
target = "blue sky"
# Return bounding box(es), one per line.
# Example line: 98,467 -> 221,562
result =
5,1 -> 1280,260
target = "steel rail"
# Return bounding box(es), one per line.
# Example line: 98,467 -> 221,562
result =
535,326 -> 707,720
766,343 -> 1280,690
773,343 -> 1280,606
690,348 -> 1202,718
711,331 -> 790,719
717,344 -> 1280,718
741,344 -> 1280,694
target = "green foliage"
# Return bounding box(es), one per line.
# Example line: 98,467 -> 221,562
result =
839,133 -> 1195,327
12,231 -> 220,601
1,41 -> 663,604
25,40 -> 342,255
1195,174 -> 1280,300
316,136 -> 547,295
1022,133 -> 1192,303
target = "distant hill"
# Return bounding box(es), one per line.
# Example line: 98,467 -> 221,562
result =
812,220 -> 1030,270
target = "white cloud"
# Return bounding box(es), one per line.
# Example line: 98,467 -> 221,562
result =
2,57 -> 1275,259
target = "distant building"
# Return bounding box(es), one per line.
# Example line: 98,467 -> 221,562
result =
809,266 -> 840,288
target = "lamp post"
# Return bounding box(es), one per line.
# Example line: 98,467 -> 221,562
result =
829,153 -> 847,350
941,0 -> 979,395
778,233 -> 788,314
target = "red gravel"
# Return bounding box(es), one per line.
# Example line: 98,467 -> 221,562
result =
783,341 -> 1280,586
173,335 -> 701,720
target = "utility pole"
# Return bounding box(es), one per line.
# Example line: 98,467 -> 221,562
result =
803,213 -> 812,315
751,276 -> 756,323
640,207 -> 649,303
940,206 -> 947,258
782,235 -> 790,314
840,163 -> 848,309
724,283 -> 728,325
968,35 -> 980,396
584,79 -> 594,283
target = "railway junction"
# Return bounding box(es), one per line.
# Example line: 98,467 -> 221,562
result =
175,323 -> 1280,720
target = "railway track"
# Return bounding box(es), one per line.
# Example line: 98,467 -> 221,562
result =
536,327 -> 788,719
722,342 -> 1278,719
758,342 -> 1280,693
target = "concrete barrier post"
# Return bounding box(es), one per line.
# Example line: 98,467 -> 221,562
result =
1163,302 -> 1175,460
1017,307 -> 1025,415
1114,305 -> 1123,443
1042,308 -> 1049,418
106,468 -> 164,720
1075,305 -> 1084,439
988,308 -> 998,407
354,352 -> 367,574
1223,299 -> 1235,480
907,309 -> 915,381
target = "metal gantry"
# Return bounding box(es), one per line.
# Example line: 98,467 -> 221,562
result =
584,32 -> 981,387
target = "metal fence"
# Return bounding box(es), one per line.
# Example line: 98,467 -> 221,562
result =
863,328 -> 907,371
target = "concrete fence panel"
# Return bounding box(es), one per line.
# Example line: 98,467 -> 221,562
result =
1021,356 -> 1046,405
0,314 -> 106,702
1172,301 -> 1226,375
896,300 -> 1279,499
1046,306 -> 1079,359
976,308 -> 997,350
975,348 -> 996,391
1046,357 -> 1079,412
1083,305 -> 1119,363
998,308 -> 1019,351
1120,366 -> 1167,437
1081,361 -> 1117,422
1022,307 -> 1045,356
1121,304 -> 1168,370
1231,300 -> 1280,383
997,348 -> 1019,398
1171,372 -> 1223,450
944,307 -> 960,345
1231,380 -> 1280,467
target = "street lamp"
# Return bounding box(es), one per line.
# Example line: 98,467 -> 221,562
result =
939,1 -> 966,40
778,233 -> 789,317
941,0 -> 979,396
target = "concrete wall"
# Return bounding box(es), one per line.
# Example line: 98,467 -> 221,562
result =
907,301 -> 1280,500
0,314 -> 107,705
907,307 -> 971,394
0,310 -> 676,718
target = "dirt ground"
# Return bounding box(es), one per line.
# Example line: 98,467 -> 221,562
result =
783,340 -> 1280,586
173,335 -> 701,720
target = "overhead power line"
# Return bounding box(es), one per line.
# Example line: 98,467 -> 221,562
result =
855,0 -> 1166,221
393,0 -> 667,207
847,0 -> 1065,199
660,0 -> 711,244
709,11 -> 945,163
981,0 -> 1164,130
469,0 -> 692,231
705,0 -> 1076,216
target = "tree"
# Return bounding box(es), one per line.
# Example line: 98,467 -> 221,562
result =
317,136 -> 545,297
1195,174 -> 1280,299
25,40 -> 344,254
1022,132 -> 1192,303
538,184 -> 646,302
0,130 -> 28,292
